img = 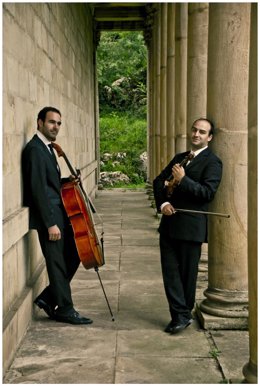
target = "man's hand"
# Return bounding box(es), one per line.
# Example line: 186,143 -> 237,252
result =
161,203 -> 176,216
48,225 -> 61,241
172,163 -> 185,184
69,169 -> 81,183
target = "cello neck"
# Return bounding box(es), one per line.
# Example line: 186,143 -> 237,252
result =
51,142 -> 77,176
61,152 -> 77,177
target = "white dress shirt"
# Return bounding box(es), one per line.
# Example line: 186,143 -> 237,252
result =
36,130 -> 52,152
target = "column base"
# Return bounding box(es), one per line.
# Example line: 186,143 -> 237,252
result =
242,360 -> 257,384
196,302 -> 248,330
200,287 -> 248,317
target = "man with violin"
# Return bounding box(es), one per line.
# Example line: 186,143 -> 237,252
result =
22,106 -> 93,325
153,118 -> 222,334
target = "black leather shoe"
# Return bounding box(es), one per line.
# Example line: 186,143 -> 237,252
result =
170,318 -> 192,334
34,298 -> 55,319
164,320 -> 177,333
55,310 -> 93,325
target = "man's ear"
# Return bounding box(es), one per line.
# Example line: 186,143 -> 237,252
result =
37,119 -> 43,129
208,134 -> 213,143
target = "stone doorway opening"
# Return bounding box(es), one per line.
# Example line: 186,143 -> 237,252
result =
96,31 -> 148,189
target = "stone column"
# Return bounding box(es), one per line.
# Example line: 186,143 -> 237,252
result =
187,3 -> 209,285
146,47 -> 151,183
147,7 -> 158,181
145,4 -> 157,183
242,4 -> 257,384
198,4 -> 251,329
175,3 -> 188,153
187,3 -> 208,138
154,6 -> 161,177
145,27 -> 154,183
152,25 -> 157,181
166,3 -> 175,162
160,3 -> 167,170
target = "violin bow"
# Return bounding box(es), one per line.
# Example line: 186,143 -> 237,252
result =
174,208 -> 230,218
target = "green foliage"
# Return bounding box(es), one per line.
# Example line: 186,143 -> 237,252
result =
97,31 -> 148,188
100,112 -> 146,154
104,182 -> 146,189
100,112 -> 147,185
97,31 -> 147,116
209,349 -> 221,359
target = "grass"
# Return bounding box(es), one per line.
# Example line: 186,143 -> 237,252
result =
99,111 -> 147,187
100,111 -> 146,154
103,182 -> 146,189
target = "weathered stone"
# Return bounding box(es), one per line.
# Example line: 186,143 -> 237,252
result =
3,3 -> 98,372
199,3 -> 250,323
3,190 -> 249,384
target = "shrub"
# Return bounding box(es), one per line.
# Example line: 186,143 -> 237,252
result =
99,112 -> 147,187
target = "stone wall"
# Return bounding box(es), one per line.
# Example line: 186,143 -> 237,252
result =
3,3 -> 97,372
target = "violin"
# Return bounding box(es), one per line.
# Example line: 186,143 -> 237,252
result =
52,142 -> 114,320
165,151 -> 195,198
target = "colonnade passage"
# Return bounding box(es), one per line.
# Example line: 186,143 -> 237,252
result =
144,4 -> 257,383
2,2 -> 257,383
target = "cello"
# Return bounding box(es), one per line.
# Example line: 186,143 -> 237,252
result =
52,142 -> 114,321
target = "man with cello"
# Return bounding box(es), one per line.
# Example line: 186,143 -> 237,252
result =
153,118 -> 223,334
22,106 -> 93,325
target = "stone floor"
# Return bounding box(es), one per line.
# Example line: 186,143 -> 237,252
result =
3,189 -> 249,384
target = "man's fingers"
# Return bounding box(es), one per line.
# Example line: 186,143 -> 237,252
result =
49,233 -> 61,241
163,205 -> 175,216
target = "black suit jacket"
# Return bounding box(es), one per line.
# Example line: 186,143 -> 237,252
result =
153,148 -> 222,243
22,134 -> 66,230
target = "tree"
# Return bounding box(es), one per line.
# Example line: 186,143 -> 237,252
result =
97,31 -> 147,115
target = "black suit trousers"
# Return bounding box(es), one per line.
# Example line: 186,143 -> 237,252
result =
160,234 -> 201,322
37,222 -> 80,314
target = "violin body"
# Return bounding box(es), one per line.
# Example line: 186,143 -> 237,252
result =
61,180 -> 104,270
165,151 -> 195,198
165,178 -> 179,197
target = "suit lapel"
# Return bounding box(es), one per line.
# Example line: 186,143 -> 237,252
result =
33,135 -> 61,176
186,147 -> 210,169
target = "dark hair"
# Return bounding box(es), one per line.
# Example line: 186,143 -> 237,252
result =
193,118 -> 215,136
37,106 -> 61,125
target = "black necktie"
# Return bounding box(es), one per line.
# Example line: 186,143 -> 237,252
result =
48,143 -> 55,157
48,144 -> 60,174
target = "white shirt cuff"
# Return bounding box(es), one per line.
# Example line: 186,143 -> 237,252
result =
160,202 -> 170,211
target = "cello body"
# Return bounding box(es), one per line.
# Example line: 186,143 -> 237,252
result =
61,180 -> 104,270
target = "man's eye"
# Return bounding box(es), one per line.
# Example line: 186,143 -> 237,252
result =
49,120 -> 61,126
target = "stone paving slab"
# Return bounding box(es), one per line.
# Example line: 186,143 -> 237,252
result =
211,330 -> 249,380
116,326 -> 211,357
112,310 -> 169,331
115,356 -> 222,384
121,245 -> 160,258
4,323 -> 117,384
3,189 -> 249,384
